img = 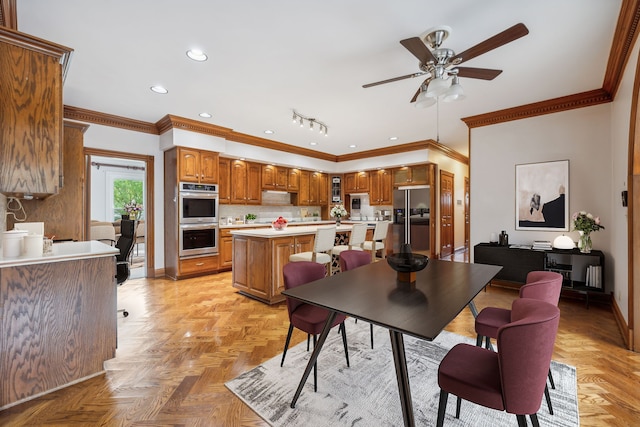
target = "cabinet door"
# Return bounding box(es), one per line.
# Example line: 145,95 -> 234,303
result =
230,160 -> 247,203
287,168 -> 300,191
298,170 -> 310,205
356,171 -> 370,192
246,162 -> 262,204
295,234 -> 315,253
247,238 -> 269,297
393,167 -> 410,186
199,151 -> 219,184
178,148 -> 201,182
410,164 -> 430,185
272,237 -> 294,296
344,173 -> 357,193
233,236 -> 249,290
379,169 -> 392,205
309,172 -> 320,205
370,171 -> 381,205
261,164 -> 276,190
318,173 -> 328,205
1,41 -> 62,196
218,158 -> 231,204
275,167 -> 288,189
219,236 -> 233,269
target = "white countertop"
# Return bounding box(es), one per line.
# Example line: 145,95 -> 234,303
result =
230,223 -> 369,238
219,220 -> 334,229
0,241 -> 119,268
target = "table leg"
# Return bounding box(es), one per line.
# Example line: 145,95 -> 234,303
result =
468,300 -> 479,318
389,330 -> 415,427
290,311 -> 338,408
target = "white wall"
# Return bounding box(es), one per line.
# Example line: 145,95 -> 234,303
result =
470,104 -> 614,292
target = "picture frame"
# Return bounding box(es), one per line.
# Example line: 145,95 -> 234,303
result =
515,160 -> 569,231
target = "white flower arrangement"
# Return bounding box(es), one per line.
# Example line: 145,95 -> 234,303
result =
330,204 -> 348,218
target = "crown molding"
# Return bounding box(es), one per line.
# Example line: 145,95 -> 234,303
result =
603,0 -> 640,96
226,131 -> 338,162
156,114 -> 232,138
63,120 -> 90,133
64,105 -> 159,134
461,89 -> 612,129
337,139 -> 468,165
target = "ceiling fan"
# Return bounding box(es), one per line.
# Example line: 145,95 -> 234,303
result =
363,23 -> 529,107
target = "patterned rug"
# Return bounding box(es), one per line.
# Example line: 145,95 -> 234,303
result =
226,320 -> 579,426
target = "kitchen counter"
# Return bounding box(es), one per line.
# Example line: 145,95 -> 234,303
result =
0,240 -> 118,268
0,240 -> 118,409
230,223 -> 368,238
219,219 -> 333,229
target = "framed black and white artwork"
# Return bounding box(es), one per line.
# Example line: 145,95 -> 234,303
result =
515,160 -> 569,231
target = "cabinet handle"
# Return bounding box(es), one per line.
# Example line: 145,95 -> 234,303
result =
196,262 -> 205,266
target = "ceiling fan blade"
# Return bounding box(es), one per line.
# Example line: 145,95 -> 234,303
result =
450,23 -> 529,65
400,37 -> 437,64
362,72 -> 426,88
455,67 -> 503,80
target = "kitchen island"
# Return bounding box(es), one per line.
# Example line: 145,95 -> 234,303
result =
0,241 -> 119,409
230,224 -> 371,304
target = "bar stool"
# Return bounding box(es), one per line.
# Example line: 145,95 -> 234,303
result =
289,226 -> 337,276
330,223 -> 367,274
362,221 -> 390,262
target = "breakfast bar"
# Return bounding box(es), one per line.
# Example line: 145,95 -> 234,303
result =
231,224 -> 372,304
0,241 -> 119,409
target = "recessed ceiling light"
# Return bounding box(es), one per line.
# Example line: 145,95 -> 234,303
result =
199,112 -> 212,118
264,130 -> 274,134
309,142 -> 317,146
186,49 -> 208,62
389,136 -> 398,141
150,85 -> 168,94
349,144 -> 357,148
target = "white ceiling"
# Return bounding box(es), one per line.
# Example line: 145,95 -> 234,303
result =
16,0 -> 621,157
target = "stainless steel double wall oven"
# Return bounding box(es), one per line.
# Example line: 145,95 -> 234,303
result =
178,182 -> 219,257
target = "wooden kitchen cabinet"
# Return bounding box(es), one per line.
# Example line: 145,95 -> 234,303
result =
393,164 -> 431,186
230,159 -> 262,204
218,228 -> 235,271
318,173 -> 328,205
0,28 -> 72,198
262,164 -> 288,190
296,171 -> 326,206
287,168 -> 300,191
179,254 -> 219,276
218,157 -> 232,204
370,169 -> 393,205
344,171 -> 370,193
178,147 -> 218,184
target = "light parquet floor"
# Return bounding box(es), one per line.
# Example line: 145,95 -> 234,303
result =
2,264 -> 640,426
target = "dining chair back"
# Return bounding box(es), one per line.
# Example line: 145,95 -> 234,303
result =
339,249 -> 375,348
362,221 -> 390,262
436,298 -> 560,426
281,261 -> 350,392
115,219 -> 136,317
331,223 -> 367,274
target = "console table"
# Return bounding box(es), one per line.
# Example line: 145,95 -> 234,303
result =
473,243 -> 607,306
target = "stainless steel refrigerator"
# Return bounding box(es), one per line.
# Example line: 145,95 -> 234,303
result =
393,185 -> 430,255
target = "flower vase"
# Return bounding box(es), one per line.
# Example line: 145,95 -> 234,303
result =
336,217 -> 341,226
578,231 -> 592,253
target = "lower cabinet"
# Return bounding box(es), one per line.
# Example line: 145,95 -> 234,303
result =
218,228 -> 235,271
232,234 -> 314,304
179,254 -> 219,277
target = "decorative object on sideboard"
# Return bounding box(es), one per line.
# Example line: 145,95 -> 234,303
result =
552,234 -> 575,250
498,230 -> 509,246
124,199 -> 143,220
330,204 -> 348,226
572,211 -> 604,254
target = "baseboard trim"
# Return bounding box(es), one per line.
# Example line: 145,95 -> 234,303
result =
611,297 -> 632,350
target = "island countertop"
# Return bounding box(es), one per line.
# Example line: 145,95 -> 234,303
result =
230,223 -> 371,238
0,240 -> 119,268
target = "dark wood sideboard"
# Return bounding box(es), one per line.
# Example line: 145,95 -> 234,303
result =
474,243 -> 609,306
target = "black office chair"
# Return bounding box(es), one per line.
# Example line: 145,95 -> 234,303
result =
115,219 -> 136,317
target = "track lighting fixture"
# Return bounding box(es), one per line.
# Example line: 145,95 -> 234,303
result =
291,110 -> 328,136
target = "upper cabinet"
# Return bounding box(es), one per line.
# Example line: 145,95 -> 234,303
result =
393,164 -> 431,186
296,171 -> 326,206
218,157 -> 232,204
287,168 -> 300,192
230,159 -> 261,205
344,171 -> 370,193
370,169 -> 392,205
178,147 -> 218,184
0,28 -> 73,198
261,164 -> 288,190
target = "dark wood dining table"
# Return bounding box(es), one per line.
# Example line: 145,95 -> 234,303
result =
282,258 -> 502,427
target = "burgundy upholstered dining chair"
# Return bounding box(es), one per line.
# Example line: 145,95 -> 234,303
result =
436,298 -> 561,427
339,250 -> 375,348
280,261 -> 350,392
474,270 -> 563,415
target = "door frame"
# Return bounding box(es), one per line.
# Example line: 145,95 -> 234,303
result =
84,147 -> 155,278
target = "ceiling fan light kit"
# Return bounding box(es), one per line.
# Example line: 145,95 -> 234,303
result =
363,22 -> 529,109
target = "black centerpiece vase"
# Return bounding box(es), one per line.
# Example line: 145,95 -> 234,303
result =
386,244 -> 429,287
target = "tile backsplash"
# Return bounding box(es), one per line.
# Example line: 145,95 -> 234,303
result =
219,204 -> 322,224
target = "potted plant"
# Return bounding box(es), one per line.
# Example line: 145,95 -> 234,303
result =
312,212 -> 320,221
245,213 -> 257,224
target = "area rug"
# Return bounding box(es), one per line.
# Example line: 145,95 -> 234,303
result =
226,320 -> 579,426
